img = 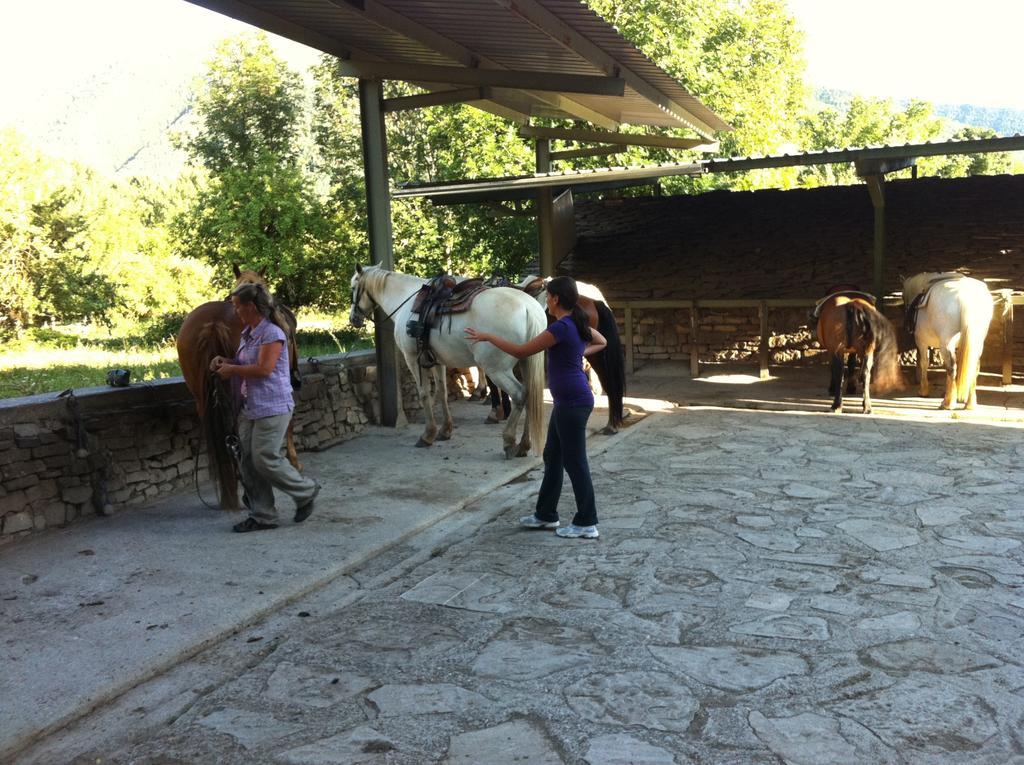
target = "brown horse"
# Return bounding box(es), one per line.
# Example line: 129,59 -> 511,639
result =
176,269 -> 302,510
816,290 -> 902,414
518,276 -> 627,435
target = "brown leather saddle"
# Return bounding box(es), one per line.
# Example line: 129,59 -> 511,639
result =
406,274 -> 488,368
904,275 -> 960,334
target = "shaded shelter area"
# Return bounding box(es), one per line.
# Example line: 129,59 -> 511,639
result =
185,0 -> 727,425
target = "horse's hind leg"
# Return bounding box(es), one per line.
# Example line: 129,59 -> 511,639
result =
940,343 -> 957,410
489,367 -> 526,458
436,366 -> 454,440
861,352 -> 874,414
412,362 -> 440,447
829,353 -> 845,412
916,341 -> 930,397
846,354 -> 858,394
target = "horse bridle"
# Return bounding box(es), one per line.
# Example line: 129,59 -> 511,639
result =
352,271 -> 420,324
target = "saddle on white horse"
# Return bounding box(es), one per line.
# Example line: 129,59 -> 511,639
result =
406,274 -> 489,368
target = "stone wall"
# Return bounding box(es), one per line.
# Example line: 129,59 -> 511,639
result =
0,351 -> 428,544
565,174 -> 1024,369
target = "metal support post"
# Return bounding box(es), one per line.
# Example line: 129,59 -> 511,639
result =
358,78 -> 401,427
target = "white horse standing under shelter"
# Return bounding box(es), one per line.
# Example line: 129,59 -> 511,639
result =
349,265 -> 547,458
902,271 -> 993,410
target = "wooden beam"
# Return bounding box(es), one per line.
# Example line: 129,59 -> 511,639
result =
490,0 -> 726,137
999,290 -> 1014,385
863,174 -> 886,299
519,126 -> 712,150
758,301 -> 770,379
336,60 -> 625,96
382,87 -> 490,112
690,304 -> 700,378
525,94 -> 619,131
624,305 -> 635,374
550,146 -> 624,161
855,157 -> 916,177
327,1 -> 626,128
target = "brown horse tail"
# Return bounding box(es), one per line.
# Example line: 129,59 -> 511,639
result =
590,300 -> 626,428
198,321 -> 240,510
861,305 -> 903,394
270,302 -> 301,389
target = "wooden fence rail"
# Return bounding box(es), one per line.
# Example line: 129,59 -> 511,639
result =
620,291 -> 1019,383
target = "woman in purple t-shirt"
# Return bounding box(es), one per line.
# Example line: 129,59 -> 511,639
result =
466,276 -> 607,539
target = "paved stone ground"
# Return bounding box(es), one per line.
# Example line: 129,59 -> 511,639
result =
18,379 -> 1024,764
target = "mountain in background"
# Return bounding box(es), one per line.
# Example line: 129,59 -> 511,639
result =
815,88 -> 1024,136
13,68 -> 1024,182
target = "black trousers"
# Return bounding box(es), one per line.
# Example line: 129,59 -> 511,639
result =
487,377 -> 511,417
535,404 -> 598,527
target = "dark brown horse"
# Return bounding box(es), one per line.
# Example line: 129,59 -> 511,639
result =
816,290 -> 902,414
176,269 -> 302,510
518,276 -> 627,435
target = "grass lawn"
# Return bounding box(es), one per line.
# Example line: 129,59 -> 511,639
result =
0,314 -> 373,400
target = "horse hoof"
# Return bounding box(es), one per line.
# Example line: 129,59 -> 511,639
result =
438,433 -> 452,441
503,446 -> 517,459
601,425 -> 619,436
862,408 -> 872,415
829,407 -> 842,414
415,438 -> 433,448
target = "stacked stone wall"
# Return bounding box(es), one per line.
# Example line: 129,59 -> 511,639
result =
0,351 -> 425,544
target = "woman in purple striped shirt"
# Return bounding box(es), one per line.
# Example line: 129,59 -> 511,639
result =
211,283 -> 319,533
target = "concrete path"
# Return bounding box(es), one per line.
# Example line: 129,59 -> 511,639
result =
6,368 -> 1024,764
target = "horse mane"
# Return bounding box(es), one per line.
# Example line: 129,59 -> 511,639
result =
232,268 -> 300,384
360,264 -> 390,294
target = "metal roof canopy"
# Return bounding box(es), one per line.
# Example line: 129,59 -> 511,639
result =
395,135 -> 1024,204
185,0 -> 729,426
185,0 -> 729,138
394,134 -> 1024,300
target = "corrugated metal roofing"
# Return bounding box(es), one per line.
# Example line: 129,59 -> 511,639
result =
395,135 -> 1024,203
185,0 -> 728,137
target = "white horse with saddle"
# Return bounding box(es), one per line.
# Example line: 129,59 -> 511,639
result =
349,265 -> 546,458
902,271 -> 993,410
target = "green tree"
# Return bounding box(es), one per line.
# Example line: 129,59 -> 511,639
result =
797,97 -> 945,185
311,66 -> 537,282
585,0 -> 808,191
174,33 -> 341,308
922,126 -> 1014,177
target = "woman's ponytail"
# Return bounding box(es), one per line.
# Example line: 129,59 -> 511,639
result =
546,276 -> 592,342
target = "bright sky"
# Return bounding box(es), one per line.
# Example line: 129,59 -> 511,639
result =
787,0 -> 1024,110
2,0 -> 1022,152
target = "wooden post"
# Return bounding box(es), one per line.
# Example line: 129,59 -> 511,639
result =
536,139 -> 555,277
864,174 -> 886,301
689,303 -> 700,378
758,301 -> 770,379
624,305 -> 635,374
999,290 -> 1014,385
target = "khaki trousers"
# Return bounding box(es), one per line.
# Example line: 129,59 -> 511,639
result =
238,412 -> 317,524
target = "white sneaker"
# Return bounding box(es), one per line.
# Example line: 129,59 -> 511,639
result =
520,514 -> 560,529
555,524 -> 599,539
